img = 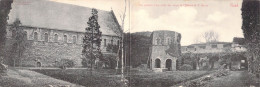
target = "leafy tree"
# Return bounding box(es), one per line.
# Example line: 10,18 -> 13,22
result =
82,8 -> 102,71
0,0 -> 13,61
241,0 -> 260,73
9,19 -> 27,67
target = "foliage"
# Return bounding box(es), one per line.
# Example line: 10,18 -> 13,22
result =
0,0 -> 13,59
59,59 -> 75,68
8,19 -> 27,67
179,64 -> 193,71
124,32 -> 151,67
82,8 -> 102,68
106,44 -> 119,53
241,0 -> 260,73
81,58 -> 88,67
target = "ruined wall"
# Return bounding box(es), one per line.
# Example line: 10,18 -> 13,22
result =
150,30 -> 181,71
6,25 -> 121,67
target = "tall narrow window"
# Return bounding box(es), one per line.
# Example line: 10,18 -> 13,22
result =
54,34 -> 58,42
12,30 -> 16,38
104,39 -> 107,46
44,33 -> 48,42
24,31 -> 27,40
167,38 -> 171,45
111,39 -> 113,45
117,40 -> 119,46
73,36 -> 77,44
156,38 -> 160,45
34,32 -> 38,41
64,35 -> 67,43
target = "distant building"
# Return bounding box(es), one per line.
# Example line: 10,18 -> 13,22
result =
181,38 -> 246,54
181,37 -> 247,70
149,30 -> 181,72
181,42 -> 233,53
5,0 -> 122,67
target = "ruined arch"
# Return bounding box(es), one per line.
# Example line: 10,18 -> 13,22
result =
155,59 -> 161,68
36,62 -> 41,67
166,59 -> 172,71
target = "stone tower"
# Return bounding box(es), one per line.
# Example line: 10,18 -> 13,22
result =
149,30 -> 181,72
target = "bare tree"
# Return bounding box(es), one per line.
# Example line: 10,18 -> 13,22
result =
202,30 -> 219,43
193,35 -> 202,44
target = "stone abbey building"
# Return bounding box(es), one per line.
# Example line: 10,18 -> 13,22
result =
5,0 -> 122,67
149,30 -> 181,72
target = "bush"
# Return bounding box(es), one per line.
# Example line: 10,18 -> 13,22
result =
59,59 -> 75,68
81,58 -> 88,67
179,64 -> 193,71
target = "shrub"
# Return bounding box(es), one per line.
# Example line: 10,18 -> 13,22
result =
188,81 -> 205,87
179,64 -> 193,71
60,59 -> 75,68
81,58 -> 88,67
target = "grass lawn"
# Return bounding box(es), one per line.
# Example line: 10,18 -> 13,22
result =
32,69 -> 126,87
0,68 -> 80,87
129,71 -> 213,87
205,71 -> 260,87
32,68 -> 213,87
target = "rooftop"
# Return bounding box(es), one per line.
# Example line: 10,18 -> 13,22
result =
8,0 -> 122,36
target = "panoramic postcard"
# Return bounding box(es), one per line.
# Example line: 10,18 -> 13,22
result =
0,0 -> 260,87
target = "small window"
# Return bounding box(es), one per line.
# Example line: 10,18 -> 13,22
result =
111,39 -> 113,45
104,39 -> 107,46
34,32 -> 38,41
12,30 -> 16,38
156,38 -> 160,45
117,40 -> 119,45
54,34 -> 58,42
24,31 -> 27,40
44,33 -> 48,42
211,45 -> 217,48
73,36 -> 77,44
195,48 -> 197,51
167,38 -> 171,45
64,35 -> 67,43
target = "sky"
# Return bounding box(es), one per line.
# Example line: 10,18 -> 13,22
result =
50,0 -> 244,46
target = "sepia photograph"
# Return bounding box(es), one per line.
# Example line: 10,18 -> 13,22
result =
0,0 -> 259,87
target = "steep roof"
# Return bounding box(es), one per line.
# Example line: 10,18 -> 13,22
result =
7,0 -> 122,36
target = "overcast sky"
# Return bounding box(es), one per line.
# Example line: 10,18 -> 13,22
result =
51,0 -> 243,46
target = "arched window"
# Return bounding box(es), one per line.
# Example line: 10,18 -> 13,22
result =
73,36 -> 77,44
54,34 -> 58,42
44,33 -> 48,42
155,59 -> 161,68
166,59 -> 172,71
156,38 -> 160,45
34,32 -> 38,41
64,35 -> 67,43
104,39 -> 107,46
